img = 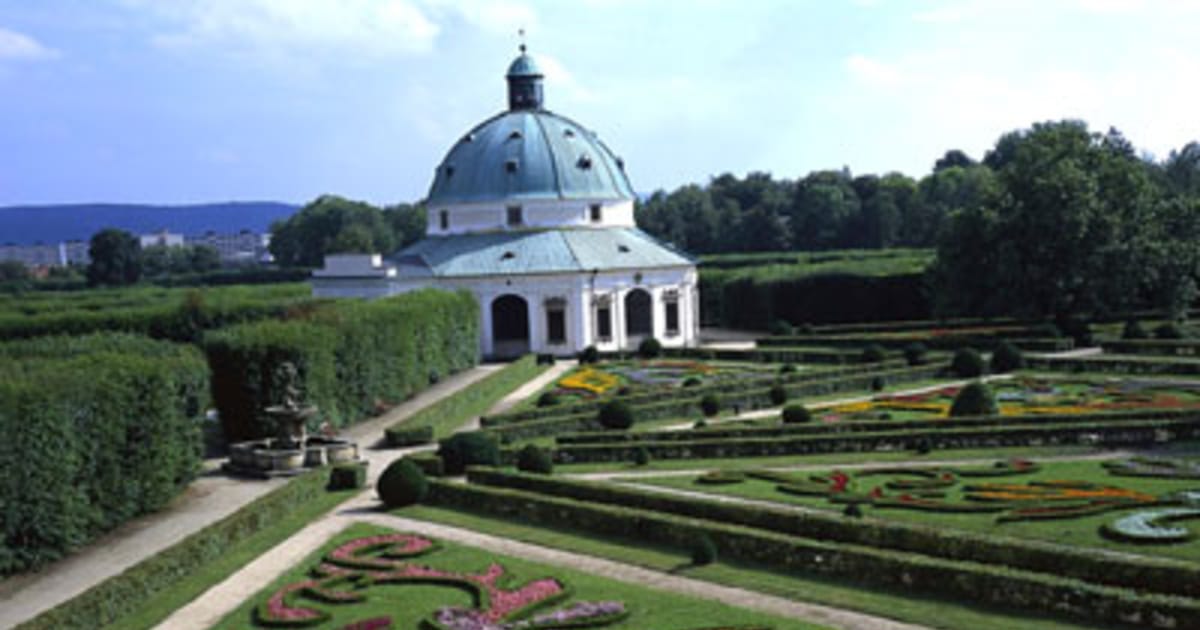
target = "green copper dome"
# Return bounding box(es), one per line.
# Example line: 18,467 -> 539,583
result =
426,51 -> 635,206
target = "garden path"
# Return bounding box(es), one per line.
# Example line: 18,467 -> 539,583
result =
567,450 -> 1132,482
158,487 -> 929,630
0,363 -> 501,630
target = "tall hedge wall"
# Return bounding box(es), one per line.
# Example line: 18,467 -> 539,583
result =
704,272 -> 931,329
0,336 -> 208,576
205,289 -> 479,442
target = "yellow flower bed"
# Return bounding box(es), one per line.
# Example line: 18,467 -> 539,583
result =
558,367 -> 620,395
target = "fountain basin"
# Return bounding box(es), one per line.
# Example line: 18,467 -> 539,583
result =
224,436 -> 361,478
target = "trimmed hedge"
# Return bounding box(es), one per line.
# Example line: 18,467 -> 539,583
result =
464,469 -> 1200,599
555,408 -> 1200,445
14,468 -> 335,630
384,355 -> 544,447
1027,354 -> 1200,376
0,283 -> 315,343
430,478 -> 1200,627
549,417 -> 1200,464
1102,339 -> 1200,357
0,336 -> 208,576
206,289 -> 479,442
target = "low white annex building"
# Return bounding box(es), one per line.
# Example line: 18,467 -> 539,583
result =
313,47 -> 700,358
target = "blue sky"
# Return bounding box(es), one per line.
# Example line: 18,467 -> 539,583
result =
1,0 -> 1197,206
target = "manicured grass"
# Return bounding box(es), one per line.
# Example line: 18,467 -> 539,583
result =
214,522 -> 820,629
104,484 -> 361,630
632,459 -> 1200,563
399,506 -> 1112,630
551,445 -> 1106,474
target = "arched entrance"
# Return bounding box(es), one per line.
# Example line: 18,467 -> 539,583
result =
491,294 -> 530,358
625,288 -> 653,339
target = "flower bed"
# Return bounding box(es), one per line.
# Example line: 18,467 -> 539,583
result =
254,532 -> 630,629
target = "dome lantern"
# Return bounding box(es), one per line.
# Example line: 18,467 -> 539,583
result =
506,44 -> 544,111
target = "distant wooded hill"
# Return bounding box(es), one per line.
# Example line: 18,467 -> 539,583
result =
0,202 -> 299,245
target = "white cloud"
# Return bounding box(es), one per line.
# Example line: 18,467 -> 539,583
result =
142,0 -> 441,57
428,0 -> 537,36
0,26 -> 59,61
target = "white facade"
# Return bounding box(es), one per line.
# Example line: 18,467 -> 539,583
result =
427,198 -> 635,236
312,262 -> 699,358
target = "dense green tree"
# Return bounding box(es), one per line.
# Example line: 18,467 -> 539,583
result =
87,228 -> 142,286
1164,142 -> 1200,198
141,244 -> 222,277
792,170 -> 861,249
934,149 -> 976,172
932,121 -> 1162,319
269,195 -> 397,267
0,260 -> 29,282
384,203 -> 428,248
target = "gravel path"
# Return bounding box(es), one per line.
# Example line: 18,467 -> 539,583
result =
0,364 -> 499,630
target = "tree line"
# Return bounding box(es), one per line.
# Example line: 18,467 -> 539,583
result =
638,121 -> 1200,321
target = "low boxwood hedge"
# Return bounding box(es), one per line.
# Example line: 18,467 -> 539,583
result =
1028,354 -> 1200,376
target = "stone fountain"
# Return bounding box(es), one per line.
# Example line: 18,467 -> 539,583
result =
224,362 -> 361,478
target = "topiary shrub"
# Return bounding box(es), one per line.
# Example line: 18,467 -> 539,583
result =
950,381 -> 998,417
1122,319 -> 1148,340
914,437 -> 933,455
951,347 -> 985,378
536,391 -> 560,408
377,458 -> 427,507
632,446 -> 651,466
781,404 -> 812,424
578,345 -> 600,364
768,383 -> 788,406
843,502 -> 863,518
598,400 -> 635,430
328,464 -> 367,491
638,337 -> 662,359
870,376 -> 886,392
515,444 -> 554,475
700,393 -> 720,417
690,533 -> 717,565
1155,322 -> 1188,339
860,344 -> 887,363
682,376 -> 702,388
903,342 -> 927,366
990,341 -> 1025,373
768,319 -> 795,336
693,419 -> 708,429
1058,315 -> 1093,347
779,363 -> 797,374
437,432 -> 500,475
797,323 -> 814,335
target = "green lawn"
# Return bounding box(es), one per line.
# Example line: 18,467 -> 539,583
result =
631,459 -> 1200,563
214,522 -> 822,630
399,506 -> 1113,630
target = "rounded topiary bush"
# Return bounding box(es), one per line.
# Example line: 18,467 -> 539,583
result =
700,393 -> 720,417
377,458 -> 427,508
632,446 -> 651,466
1122,319 -> 1148,340
693,419 -> 708,429
578,345 -> 600,364
536,391 -> 560,408
691,534 -> 717,565
682,376 -> 702,388
779,363 -> 797,375
769,319 -> 795,336
843,502 -> 863,518
598,400 -> 635,430
951,347 -> 985,378
950,381 -> 998,417
782,404 -> 811,424
870,376 -> 886,392
769,383 -> 788,406
638,337 -> 662,359
437,432 -> 501,475
990,341 -> 1025,373
903,342 -> 927,366
861,344 -> 887,363
515,444 -> 554,475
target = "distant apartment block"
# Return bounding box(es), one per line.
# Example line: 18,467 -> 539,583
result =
1,230 -> 272,269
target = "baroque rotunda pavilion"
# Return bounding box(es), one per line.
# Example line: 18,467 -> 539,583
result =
313,48 -> 699,358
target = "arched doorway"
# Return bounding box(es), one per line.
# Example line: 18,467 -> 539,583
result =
491,294 -> 530,358
625,288 -> 653,339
